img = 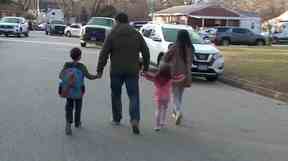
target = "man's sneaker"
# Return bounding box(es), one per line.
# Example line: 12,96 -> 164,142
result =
132,125 -> 140,135
111,121 -> 121,126
110,117 -> 121,126
175,112 -> 182,125
65,123 -> 72,135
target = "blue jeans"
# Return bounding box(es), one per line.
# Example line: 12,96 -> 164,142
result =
110,74 -> 140,123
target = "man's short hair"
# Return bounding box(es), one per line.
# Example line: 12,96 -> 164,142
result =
70,47 -> 82,60
115,12 -> 129,23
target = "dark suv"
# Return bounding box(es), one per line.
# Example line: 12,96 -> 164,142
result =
213,27 -> 266,46
80,17 -> 115,47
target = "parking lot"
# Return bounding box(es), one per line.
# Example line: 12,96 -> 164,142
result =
1,31 -> 288,161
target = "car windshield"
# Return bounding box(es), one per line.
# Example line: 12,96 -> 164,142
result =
217,28 -> 230,33
87,18 -> 113,27
2,17 -> 23,23
51,20 -> 64,24
162,27 -> 204,44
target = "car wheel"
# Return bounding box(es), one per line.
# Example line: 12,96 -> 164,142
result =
221,39 -> 230,46
17,33 -> 21,38
81,42 -> 87,47
24,32 -> 29,37
66,31 -> 72,37
206,76 -> 218,82
272,37 -> 278,44
5,34 -> 9,37
256,40 -> 265,46
46,31 -> 48,35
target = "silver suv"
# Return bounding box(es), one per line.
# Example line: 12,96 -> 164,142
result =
213,27 -> 266,46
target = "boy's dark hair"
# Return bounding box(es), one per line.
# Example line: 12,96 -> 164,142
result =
70,47 -> 82,61
115,12 -> 129,24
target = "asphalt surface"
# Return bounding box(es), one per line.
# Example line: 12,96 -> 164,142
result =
0,32 -> 288,161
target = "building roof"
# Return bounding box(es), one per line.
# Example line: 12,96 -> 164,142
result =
238,11 -> 260,18
155,5 -> 209,15
155,5 -> 241,18
278,10 -> 288,21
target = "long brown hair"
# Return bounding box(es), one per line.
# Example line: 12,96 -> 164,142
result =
176,30 -> 192,64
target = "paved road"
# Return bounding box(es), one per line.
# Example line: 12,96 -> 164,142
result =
0,32 -> 288,161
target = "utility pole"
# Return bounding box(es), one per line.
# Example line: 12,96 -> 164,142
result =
148,0 -> 155,18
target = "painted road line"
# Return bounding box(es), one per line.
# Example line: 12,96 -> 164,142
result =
0,38 -> 78,47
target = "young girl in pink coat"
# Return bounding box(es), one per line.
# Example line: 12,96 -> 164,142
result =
143,63 -> 185,131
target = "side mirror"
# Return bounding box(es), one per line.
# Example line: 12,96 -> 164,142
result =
151,36 -> 162,42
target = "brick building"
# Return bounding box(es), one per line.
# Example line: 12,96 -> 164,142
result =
0,3 -> 24,17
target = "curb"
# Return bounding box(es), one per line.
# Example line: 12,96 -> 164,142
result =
219,77 -> 288,103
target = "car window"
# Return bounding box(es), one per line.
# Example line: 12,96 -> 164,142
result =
217,28 -> 230,33
162,27 -> 204,44
71,25 -> 80,28
2,17 -> 24,24
51,20 -> 65,25
232,28 -> 248,34
87,18 -> 114,27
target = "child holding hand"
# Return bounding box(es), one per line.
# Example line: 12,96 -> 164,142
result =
143,63 -> 185,131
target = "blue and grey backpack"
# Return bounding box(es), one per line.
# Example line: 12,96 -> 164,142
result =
59,68 -> 84,99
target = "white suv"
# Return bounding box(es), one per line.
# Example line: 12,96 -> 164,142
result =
0,17 -> 29,37
140,24 -> 224,81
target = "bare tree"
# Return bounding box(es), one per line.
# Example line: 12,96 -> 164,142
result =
208,0 -> 286,20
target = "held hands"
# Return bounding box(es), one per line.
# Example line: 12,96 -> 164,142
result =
96,72 -> 102,79
92,72 -> 102,80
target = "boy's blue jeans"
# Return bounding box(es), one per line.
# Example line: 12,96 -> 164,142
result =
110,74 -> 140,124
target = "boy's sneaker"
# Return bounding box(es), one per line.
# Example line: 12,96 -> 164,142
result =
65,123 -> 72,135
75,122 -> 82,128
132,125 -> 140,135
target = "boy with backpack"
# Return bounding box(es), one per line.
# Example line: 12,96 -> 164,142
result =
59,47 -> 98,135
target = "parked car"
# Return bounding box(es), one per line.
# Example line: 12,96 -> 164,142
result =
65,23 -> 82,37
213,27 -> 266,46
272,24 -> 288,44
199,27 -> 217,41
46,20 -> 66,35
129,21 -> 148,30
140,23 -> 224,81
37,23 -> 46,31
80,17 -> 115,47
0,16 -> 29,37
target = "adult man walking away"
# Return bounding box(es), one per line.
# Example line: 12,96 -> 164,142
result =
96,13 -> 150,135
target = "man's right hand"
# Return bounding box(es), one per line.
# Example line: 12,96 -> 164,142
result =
96,72 -> 103,79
